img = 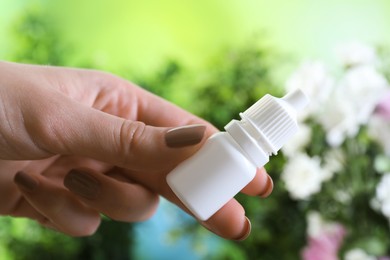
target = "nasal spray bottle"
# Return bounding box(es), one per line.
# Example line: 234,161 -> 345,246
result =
167,89 -> 309,221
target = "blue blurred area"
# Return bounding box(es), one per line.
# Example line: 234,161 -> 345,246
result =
133,199 -> 221,260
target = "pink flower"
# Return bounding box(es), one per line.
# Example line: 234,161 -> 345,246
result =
375,91 -> 390,120
302,221 -> 346,260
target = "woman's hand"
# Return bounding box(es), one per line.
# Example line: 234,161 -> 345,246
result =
0,61 -> 273,240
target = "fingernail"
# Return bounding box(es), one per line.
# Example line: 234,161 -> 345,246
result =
64,169 -> 101,200
258,174 -> 274,198
14,171 -> 38,192
234,217 -> 251,241
165,124 -> 206,148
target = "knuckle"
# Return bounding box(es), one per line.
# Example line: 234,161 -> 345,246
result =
23,98 -> 69,156
117,120 -> 147,167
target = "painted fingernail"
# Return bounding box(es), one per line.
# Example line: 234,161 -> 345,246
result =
14,171 -> 38,192
234,217 -> 252,241
259,174 -> 274,198
64,169 -> 101,200
165,124 -> 206,148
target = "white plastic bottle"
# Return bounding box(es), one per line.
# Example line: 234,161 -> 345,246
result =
166,89 -> 309,221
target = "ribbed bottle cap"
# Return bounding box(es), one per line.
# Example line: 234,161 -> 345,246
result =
241,89 -> 309,154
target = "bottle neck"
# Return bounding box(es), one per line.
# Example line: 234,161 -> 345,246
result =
239,112 -> 277,155
224,119 -> 269,168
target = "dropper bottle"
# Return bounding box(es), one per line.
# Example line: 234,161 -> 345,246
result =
166,89 -> 309,221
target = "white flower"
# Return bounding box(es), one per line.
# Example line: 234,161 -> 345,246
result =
282,123 -> 312,158
370,197 -> 382,212
341,66 -> 389,124
323,148 -> 345,177
281,153 -> 330,200
318,65 -> 388,147
368,115 -> 390,156
306,211 -> 324,238
285,61 -> 334,119
334,190 -> 351,204
375,173 -> 390,218
306,211 -> 343,238
336,42 -> 378,68
317,91 -> 357,146
344,248 -> 376,260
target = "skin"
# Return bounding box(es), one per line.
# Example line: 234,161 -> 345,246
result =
0,61 -> 272,240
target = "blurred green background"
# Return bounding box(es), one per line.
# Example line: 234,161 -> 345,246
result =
1,0 -> 390,259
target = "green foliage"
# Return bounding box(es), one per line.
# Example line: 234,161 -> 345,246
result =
192,43 -> 281,130
8,5 -> 71,65
134,40 -> 282,130
0,217 -> 133,260
133,60 -> 185,104
306,126 -> 390,257
75,220 -> 133,260
0,217 -> 80,260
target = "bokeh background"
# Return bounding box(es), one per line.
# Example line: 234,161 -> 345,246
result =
1,1 -> 390,259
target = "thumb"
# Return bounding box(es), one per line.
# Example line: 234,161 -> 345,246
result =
40,102 -> 207,171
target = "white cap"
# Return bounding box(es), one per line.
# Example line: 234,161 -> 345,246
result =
225,89 -> 309,166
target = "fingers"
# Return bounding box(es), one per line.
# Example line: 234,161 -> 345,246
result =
9,196 -> 59,231
200,169 -> 272,240
199,168 -> 272,240
61,166 -> 255,241
12,164 -> 160,236
63,168 -> 159,222
16,68 -> 215,170
14,171 -> 101,237
203,199 -> 252,241
126,167 -> 273,241
202,168 -> 272,240
34,98 -> 209,171
241,168 -> 273,198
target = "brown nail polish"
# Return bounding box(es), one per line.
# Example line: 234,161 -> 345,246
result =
259,175 -> 274,198
14,171 -> 38,192
64,169 -> 101,200
234,217 -> 252,241
165,124 -> 206,148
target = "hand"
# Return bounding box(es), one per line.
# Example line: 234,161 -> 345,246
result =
0,61 -> 273,240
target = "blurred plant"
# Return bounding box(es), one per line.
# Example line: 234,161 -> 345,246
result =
0,217 -> 80,260
192,42 -> 279,130
8,5 -> 71,65
282,42 -> 390,259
